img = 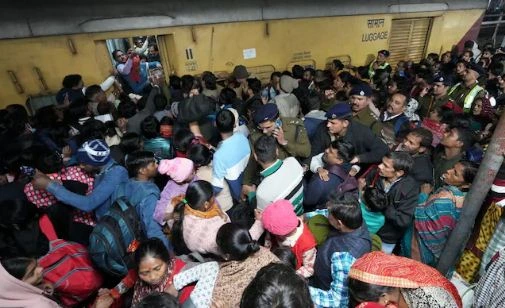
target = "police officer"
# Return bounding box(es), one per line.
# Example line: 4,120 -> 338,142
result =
242,103 -> 310,187
368,50 -> 392,80
448,62 -> 486,112
350,83 -> 382,136
417,74 -> 452,119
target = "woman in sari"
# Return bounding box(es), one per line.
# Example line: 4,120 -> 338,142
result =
402,160 -> 477,266
348,252 -> 462,308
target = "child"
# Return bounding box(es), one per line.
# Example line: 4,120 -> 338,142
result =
421,106 -> 447,147
154,157 -> 196,227
116,151 -> 169,249
261,199 -> 317,278
360,185 -> 387,234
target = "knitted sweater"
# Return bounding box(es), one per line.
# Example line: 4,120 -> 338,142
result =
183,215 -> 264,256
182,214 -> 230,255
212,247 -> 280,307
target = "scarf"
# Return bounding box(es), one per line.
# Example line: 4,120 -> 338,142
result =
131,55 -> 141,83
184,202 -> 226,220
349,252 -> 462,308
131,259 -> 175,306
474,247 -> 505,308
0,263 -> 59,308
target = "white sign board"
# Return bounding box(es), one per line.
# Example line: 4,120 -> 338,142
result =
243,48 -> 256,60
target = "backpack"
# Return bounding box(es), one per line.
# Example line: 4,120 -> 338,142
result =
327,165 -> 359,197
38,215 -> 103,307
88,196 -> 145,277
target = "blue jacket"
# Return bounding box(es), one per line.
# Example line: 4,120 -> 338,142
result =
47,160 -> 129,218
304,173 -> 342,209
114,179 -> 170,249
311,226 -> 371,290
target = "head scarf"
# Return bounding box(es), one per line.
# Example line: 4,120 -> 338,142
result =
349,252 -> 462,308
131,259 -> 176,306
0,263 -> 59,308
474,95 -> 494,121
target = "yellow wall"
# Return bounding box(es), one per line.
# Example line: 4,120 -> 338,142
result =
0,9 -> 483,108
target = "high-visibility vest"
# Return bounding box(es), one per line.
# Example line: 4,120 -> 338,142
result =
448,82 -> 483,112
368,61 -> 390,79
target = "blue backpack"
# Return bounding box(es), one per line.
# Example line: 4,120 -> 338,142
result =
88,184 -> 145,277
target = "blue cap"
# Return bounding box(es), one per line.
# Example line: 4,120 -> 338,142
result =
349,83 -> 373,97
253,103 -> 279,125
432,74 -> 453,86
325,103 -> 352,120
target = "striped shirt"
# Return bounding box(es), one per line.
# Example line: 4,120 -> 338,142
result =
256,157 -> 304,215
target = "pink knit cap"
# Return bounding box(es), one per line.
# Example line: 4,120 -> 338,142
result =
261,199 -> 298,236
158,158 -> 194,183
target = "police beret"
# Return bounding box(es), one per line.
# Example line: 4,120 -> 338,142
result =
253,103 -> 279,125
432,74 -> 453,86
325,103 -> 352,120
349,83 -> 373,97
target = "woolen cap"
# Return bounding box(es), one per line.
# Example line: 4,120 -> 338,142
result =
77,139 -> 111,166
232,65 -> 250,79
280,75 -> 299,94
261,200 -> 299,236
158,158 -> 194,183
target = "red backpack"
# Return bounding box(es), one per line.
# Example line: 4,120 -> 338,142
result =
38,215 -> 103,307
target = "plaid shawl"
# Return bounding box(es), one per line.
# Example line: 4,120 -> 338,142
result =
474,247 -> 505,308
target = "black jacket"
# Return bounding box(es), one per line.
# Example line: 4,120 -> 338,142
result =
367,170 -> 420,244
310,120 -> 389,164
411,153 -> 434,185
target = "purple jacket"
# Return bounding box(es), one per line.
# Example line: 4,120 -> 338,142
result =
153,176 -> 198,226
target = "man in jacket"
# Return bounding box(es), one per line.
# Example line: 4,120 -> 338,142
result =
242,103 -> 310,189
397,127 -> 434,186
31,139 -> 129,219
366,151 -> 419,254
310,103 -> 388,167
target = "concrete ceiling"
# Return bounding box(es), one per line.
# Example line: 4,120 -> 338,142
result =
0,0 -> 488,39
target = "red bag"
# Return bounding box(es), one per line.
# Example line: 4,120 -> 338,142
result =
38,215 -> 103,307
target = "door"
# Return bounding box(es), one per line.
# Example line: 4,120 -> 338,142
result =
388,18 -> 433,66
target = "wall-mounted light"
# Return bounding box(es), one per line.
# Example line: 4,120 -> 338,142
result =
7,70 -> 24,94
67,38 -> 77,54
191,26 -> 197,43
33,67 -> 49,91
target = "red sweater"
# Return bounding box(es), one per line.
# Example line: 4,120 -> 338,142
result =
292,223 -> 317,269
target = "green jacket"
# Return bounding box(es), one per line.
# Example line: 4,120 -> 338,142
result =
243,117 -> 311,185
418,94 -> 450,119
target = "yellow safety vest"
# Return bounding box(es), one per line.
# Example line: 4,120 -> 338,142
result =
448,82 -> 483,112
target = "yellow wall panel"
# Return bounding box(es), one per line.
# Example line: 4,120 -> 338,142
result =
0,9 -> 484,108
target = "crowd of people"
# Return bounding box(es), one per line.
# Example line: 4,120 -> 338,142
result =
1,39 -> 505,308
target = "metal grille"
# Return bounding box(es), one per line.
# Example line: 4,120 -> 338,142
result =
388,18 -> 432,67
